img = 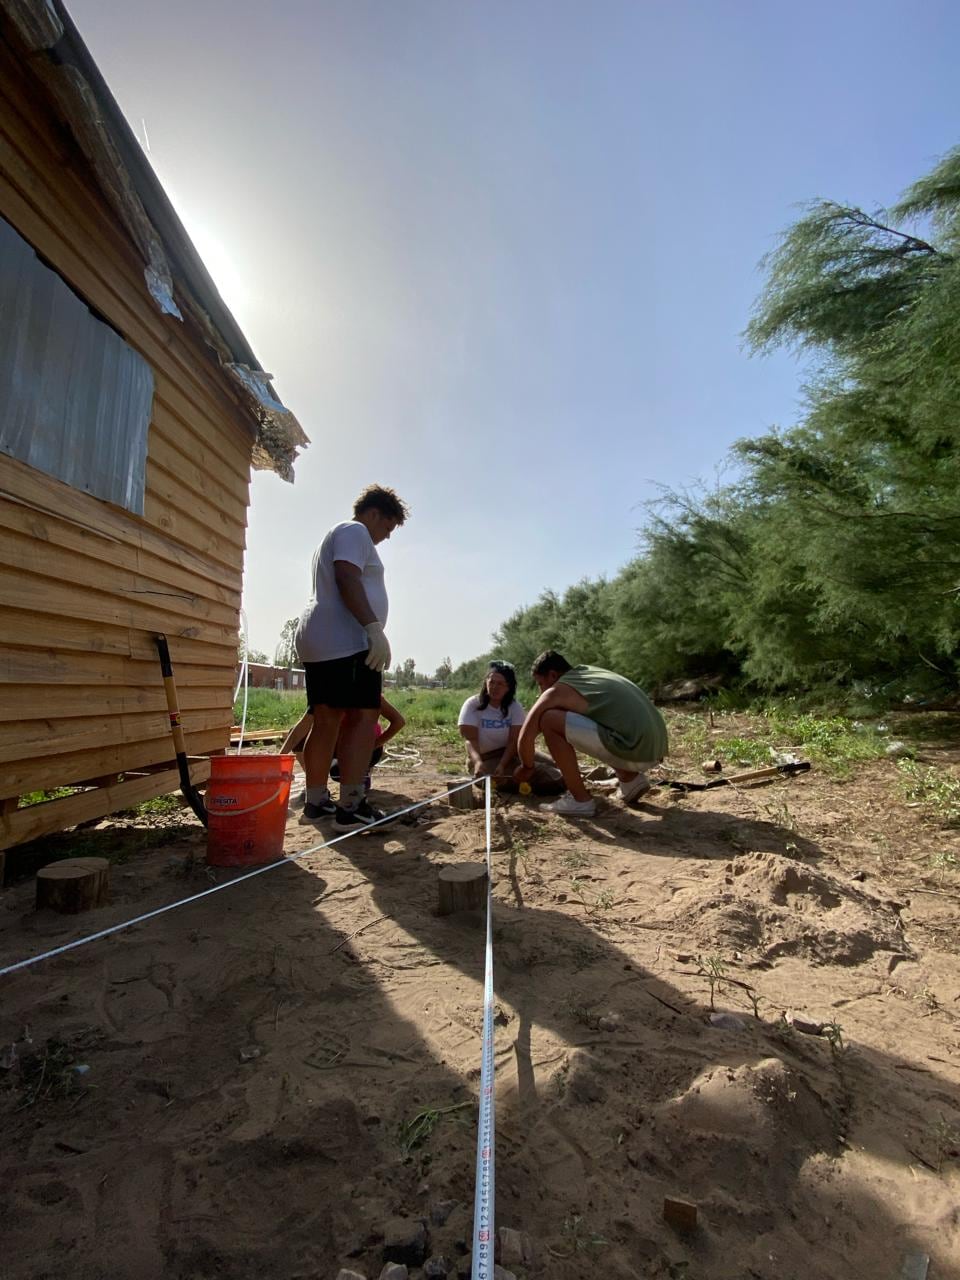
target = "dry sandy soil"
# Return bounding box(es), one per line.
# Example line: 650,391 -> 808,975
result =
2,714 -> 960,1280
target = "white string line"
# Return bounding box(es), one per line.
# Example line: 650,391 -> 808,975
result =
0,778 -> 479,979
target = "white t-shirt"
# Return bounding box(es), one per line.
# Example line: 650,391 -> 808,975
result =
458,694 -> 525,755
295,521 -> 388,663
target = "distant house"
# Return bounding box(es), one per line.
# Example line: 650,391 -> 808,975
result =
240,664 -> 306,694
0,1 -> 308,852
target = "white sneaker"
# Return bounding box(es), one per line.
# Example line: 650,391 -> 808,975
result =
619,773 -> 651,804
539,792 -> 596,817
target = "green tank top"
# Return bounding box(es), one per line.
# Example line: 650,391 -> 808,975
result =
559,665 -> 668,760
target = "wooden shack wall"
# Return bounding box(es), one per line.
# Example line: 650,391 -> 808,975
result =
0,37 -> 255,814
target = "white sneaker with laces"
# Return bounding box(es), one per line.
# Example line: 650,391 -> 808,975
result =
539,792 -> 596,817
619,773 -> 651,804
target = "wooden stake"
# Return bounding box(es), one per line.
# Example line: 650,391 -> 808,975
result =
36,857 -> 110,914
447,778 -> 481,810
437,862 -> 488,915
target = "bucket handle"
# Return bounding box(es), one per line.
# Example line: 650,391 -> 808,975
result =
208,784 -> 288,818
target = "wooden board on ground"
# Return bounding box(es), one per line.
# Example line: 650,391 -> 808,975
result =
230,728 -> 285,744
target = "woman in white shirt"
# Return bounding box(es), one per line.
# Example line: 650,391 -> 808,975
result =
458,661 -> 562,794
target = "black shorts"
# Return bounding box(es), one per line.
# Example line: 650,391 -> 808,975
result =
304,651 -> 381,710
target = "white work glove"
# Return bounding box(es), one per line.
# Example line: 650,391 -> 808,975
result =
363,621 -> 391,672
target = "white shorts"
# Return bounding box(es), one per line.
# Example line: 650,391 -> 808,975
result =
564,712 -> 658,774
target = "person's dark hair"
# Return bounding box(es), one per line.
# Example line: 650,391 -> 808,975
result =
531,649 -> 571,678
478,660 -> 517,716
353,484 -> 410,524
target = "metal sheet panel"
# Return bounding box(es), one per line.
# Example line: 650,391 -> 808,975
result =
0,214 -> 153,514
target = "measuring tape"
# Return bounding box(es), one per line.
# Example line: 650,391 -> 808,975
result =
471,775 -> 496,1279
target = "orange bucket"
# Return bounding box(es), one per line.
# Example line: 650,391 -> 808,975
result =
205,753 -> 294,867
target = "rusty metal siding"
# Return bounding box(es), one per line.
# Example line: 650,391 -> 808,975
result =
0,212 -> 153,514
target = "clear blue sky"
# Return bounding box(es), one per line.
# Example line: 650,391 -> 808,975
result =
70,0 -> 960,673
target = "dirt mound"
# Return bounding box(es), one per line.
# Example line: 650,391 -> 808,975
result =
662,851 -> 909,967
661,1055 -> 839,1155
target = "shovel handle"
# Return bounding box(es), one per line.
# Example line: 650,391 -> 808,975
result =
668,761 -> 810,792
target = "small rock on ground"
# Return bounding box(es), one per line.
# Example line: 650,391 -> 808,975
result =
382,1219 -> 429,1267
496,1226 -> 533,1268
429,1200 -> 459,1227
787,1010 -> 824,1036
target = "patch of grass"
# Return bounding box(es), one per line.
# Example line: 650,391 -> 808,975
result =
768,710 -> 887,774
917,986 -> 939,1012
20,787 -> 76,807
570,878 -> 616,917
932,1114 -> 960,1173
822,1020 -> 846,1054
762,796 -> 797,833
594,887 -> 616,912
667,712 -> 710,763
132,794 -> 182,817
233,687 -> 305,730
428,723 -> 465,750
396,1100 -> 473,1159
668,705 -> 887,780
15,1032 -> 99,1108
697,953 -> 728,1011
390,688 -> 474,732
712,735 -> 772,767
561,849 -> 590,871
929,851 -> 959,882
552,1056 -> 570,1097
560,1214 -> 608,1255
564,997 -> 595,1028
898,760 -> 960,826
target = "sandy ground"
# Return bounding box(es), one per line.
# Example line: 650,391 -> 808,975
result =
2,718 -> 960,1280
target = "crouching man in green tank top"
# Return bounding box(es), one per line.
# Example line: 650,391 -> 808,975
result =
514,649 -> 667,817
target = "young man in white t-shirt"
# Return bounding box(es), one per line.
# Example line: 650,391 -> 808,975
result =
294,484 -> 409,832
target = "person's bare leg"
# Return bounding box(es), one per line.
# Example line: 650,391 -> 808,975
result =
336,708 -> 378,807
280,710 -> 313,756
540,709 -> 590,802
303,706 -> 342,796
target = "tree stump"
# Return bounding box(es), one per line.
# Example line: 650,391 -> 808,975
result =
36,857 -> 110,914
447,778 -> 482,810
437,862 -> 489,915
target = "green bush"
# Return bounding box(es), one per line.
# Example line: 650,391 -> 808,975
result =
898,760 -> 960,825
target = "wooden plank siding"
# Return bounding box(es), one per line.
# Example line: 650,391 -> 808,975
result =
0,35 -> 264,840
0,759 -> 212,850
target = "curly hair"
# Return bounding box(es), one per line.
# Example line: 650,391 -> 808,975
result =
353,484 -> 410,524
